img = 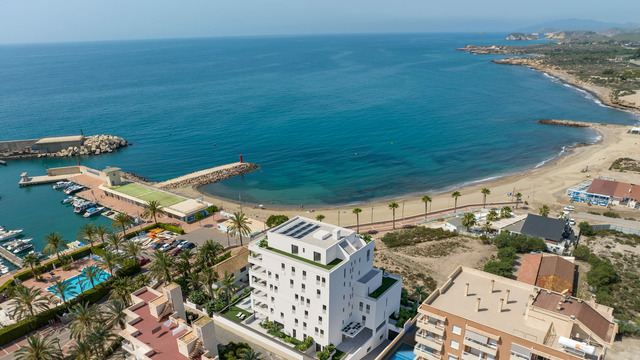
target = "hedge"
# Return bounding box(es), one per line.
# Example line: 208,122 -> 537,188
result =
13,244 -> 106,282
124,222 -> 184,239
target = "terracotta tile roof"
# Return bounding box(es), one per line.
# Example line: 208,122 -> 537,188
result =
212,247 -> 250,277
587,178 -> 619,197
533,291 -> 616,344
537,256 -> 575,295
517,254 -> 542,285
588,178 -> 640,201
613,181 -> 640,201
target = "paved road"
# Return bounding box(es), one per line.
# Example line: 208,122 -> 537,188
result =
573,212 -> 640,229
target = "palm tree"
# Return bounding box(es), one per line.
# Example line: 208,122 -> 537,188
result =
124,240 -> 143,261
316,214 -> 325,222
229,212 -> 252,246
67,339 -> 93,360
198,239 -> 224,267
43,232 -> 67,261
95,224 -> 109,244
68,302 -> 102,340
539,205 -> 550,217
487,210 -> 499,222
100,251 -> 120,276
178,249 -> 194,279
79,265 -> 101,289
77,223 -> 97,250
451,191 -> 461,214
9,285 -> 50,322
206,205 -> 219,225
500,206 -> 512,219
200,267 -> 219,298
388,202 -> 399,229
515,192 -> 523,209
14,333 -> 63,360
105,232 -> 124,252
105,299 -> 128,330
110,277 -> 134,306
352,208 -> 362,233
421,195 -> 432,222
483,221 -> 492,234
150,249 -> 175,284
462,213 -> 476,231
87,324 -> 116,360
188,271 -> 202,292
133,273 -> 151,289
412,285 -> 426,303
112,213 -> 133,238
242,349 -> 263,360
143,200 -> 165,225
481,188 -> 491,208
22,254 -> 40,280
218,271 -> 237,308
51,280 -> 77,309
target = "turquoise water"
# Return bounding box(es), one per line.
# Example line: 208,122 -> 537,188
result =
388,343 -> 416,360
1,33 -> 638,215
46,266 -> 111,300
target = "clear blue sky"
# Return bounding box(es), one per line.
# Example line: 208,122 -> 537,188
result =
1,0 -> 639,44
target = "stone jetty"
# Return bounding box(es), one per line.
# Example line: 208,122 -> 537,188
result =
0,134 -> 128,160
536,119 -> 596,128
44,135 -> 128,157
159,162 -> 259,189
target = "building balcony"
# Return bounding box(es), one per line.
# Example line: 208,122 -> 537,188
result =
251,265 -> 266,274
414,344 -> 442,360
250,278 -> 267,289
416,316 -> 444,336
461,352 -> 481,360
510,354 -> 531,360
416,331 -> 444,351
463,338 -> 498,357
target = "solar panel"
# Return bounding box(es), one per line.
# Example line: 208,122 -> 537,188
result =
280,221 -> 306,235
295,225 -> 320,239
289,223 -> 314,238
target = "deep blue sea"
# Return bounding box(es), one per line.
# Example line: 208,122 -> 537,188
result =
1,33 -> 639,257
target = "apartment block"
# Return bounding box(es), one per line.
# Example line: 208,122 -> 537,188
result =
415,266 -> 617,360
248,216 -> 402,358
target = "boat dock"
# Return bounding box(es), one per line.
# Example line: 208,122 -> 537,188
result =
0,159 -> 6,166
0,247 -> 23,267
18,172 -> 72,187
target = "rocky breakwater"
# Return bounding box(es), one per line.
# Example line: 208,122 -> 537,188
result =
43,135 -> 128,158
161,163 -> 259,190
536,119 -> 596,128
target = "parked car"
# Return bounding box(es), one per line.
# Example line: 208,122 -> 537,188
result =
139,258 -> 151,265
175,239 -> 187,248
569,219 -> 576,226
160,243 -> 174,252
564,206 -> 575,212
150,242 -> 165,250
171,248 -> 183,256
184,242 -> 196,249
104,211 -> 114,216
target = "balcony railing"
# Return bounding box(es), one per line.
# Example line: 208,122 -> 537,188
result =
414,344 -> 442,360
416,317 -> 445,336
463,337 -> 498,356
461,352 -> 481,360
416,331 -> 443,348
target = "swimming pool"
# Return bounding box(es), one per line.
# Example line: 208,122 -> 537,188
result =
47,268 -> 111,300
388,343 -> 416,360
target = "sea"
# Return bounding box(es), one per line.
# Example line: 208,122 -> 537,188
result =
1,33 -> 639,262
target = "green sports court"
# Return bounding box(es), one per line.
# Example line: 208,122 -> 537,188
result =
110,183 -> 184,207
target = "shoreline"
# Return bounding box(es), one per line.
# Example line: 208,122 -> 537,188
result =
173,122 -> 640,228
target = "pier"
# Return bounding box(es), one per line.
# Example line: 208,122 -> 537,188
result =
0,247 -> 23,268
18,172 -> 73,187
156,162 -> 259,189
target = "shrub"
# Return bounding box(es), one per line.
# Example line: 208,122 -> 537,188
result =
497,247 -> 517,261
573,245 -> 593,261
115,261 -> 141,278
266,215 -> 289,227
382,226 -> 455,248
578,222 -> 596,236
483,260 -> 513,278
219,341 -> 252,360
214,251 -> 232,264
603,211 -> 621,219
492,232 -> 546,253
189,290 -> 210,305
586,261 -> 619,288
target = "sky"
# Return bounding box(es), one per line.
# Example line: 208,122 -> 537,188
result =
0,0 -> 639,44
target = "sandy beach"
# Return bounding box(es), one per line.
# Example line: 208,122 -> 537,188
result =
174,122 -> 640,228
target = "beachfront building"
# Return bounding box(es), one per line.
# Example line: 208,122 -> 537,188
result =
502,214 -> 576,254
415,266 -> 617,360
566,177 -> 640,209
517,254 -> 576,295
248,216 -> 402,358
120,283 -> 219,360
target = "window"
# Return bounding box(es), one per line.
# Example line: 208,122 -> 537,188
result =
304,310 -> 308,317
362,315 -> 366,323
317,289 -> 321,296
314,252 -> 321,262
291,266 -> 296,274
450,340 -> 459,350
302,284 -> 306,291
295,294 -> 299,300
281,263 -> 285,270
275,274 -> 279,280
320,329 -> 324,336
448,356 -> 458,360
322,305 -> 327,313
290,279 -> 294,287
280,312 -> 284,318
306,299 -> 310,305
318,316 -> 322,324
322,277 -> 326,284
302,270 -> 306,277
366,304 -> 370,314
291,245 -> 298,254
452,325 -> 462,335
359,302 -> 363,311
303,322 -> 307,329
316,275 -> 320,281
295,319 -> 299,325
292,305 -> 296,312
366,249 -> 370,261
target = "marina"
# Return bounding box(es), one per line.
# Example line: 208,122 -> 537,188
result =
0,245 -> 23,267
18,172 -> 73,187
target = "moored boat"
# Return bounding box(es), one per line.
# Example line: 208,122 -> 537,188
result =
74,200 -> 97,214
62,196 -> 76,204
53,181 -> 72,190
5,238 -> 32,251
0,229 -> 23,242
13,243 -> 33,253
83,207 -> 105,217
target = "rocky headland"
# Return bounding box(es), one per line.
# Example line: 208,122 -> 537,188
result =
505,33 -> 539,41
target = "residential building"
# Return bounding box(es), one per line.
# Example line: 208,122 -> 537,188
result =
212,246 -> 251,288
503,214 -> 576,254
518,254 -> 576,295
248,216 -> 402,359
120,283 -> 218,360
415,266 -> 617,360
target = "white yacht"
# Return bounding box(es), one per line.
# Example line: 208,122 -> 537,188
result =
74,200 -> 97,214
13,243 -> 33,253
64,184 -> 84,195
62,196 -> 76,204
53,181 -> 72,190
83,207 -> 105,217
5,238 -> 32,251
0,229 -> 23,242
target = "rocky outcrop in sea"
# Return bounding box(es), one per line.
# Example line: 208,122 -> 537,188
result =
44,135 -> 128,157
162,163 -> 259,189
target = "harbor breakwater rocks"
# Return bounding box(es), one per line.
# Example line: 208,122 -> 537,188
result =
536,119 -> 595,128
161,163 -> 259,189
46,135 -> 128,157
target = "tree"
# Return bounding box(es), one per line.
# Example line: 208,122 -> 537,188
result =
43,232 -> 67,261
14,333 -> 63,360
79,265 -> 101,289
487,210 -> 499,222
95,224 -> 109,244
514,192 -> 523,209
124,239 -> 143,261
51,280 -> 77,309
67,339 -> 93,360
178,249 -> 194,279
578,222 -> 596,236
421,195 -> 432,222
451,191 -> 461,214
105,300 -> 128,330
22,254 -> 41,280
462,213 -> 476,231
228,212 -> 252,246
9,285 -> 51,322
68,302 -> 102,340
150,249 -> 175,284
200,267 -> 219,298
194,212 -> 204,226
500,206 -> 512,219
352,208 -> 362,233
483,261 -> 513,278
206,205 -> 219,225
481,188 -> 491,208
77,224 -> 97,249
573,245 -> 593,261
587,262 -> 619,289
87,324 -> 116,360
143,200 -> 165,225
218,271 -> 237,308
388,202 -> 399,229
110,277 -> 134,306
412,285 -> 426,303
112,213 -> 133,238
100,251 -> 121,276
242,349 -> 263,360
316,215 -> 325,222
539,205 -> 550,217
266,215 -> 289,228
133,273 -> 151,288
482,221 -> 492,234
199,239 -> 224,267
106,232 -> 124,252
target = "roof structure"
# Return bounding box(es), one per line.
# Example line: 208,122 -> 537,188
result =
519,214 -> 567,243
588,178 -> 640,201
212,247 -> 250,276
517,254 -> 542,285
270,217 -> 356,249
518,254 -> 575,295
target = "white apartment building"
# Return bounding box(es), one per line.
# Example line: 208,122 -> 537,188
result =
248,216 -> 402,358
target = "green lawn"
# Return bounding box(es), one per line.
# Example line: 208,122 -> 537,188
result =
111,183 -> 184,207
222,306 -> 252,323
369,277 -> 398,299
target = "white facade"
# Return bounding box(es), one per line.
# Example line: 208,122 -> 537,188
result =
248,216 -> 402,358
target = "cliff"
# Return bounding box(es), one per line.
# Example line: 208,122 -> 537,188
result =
505,33 -> 539,41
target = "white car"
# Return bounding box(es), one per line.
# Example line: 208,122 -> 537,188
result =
569,219 -> 576,226
564,206 -> 575,212
160,243 -> 173,251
